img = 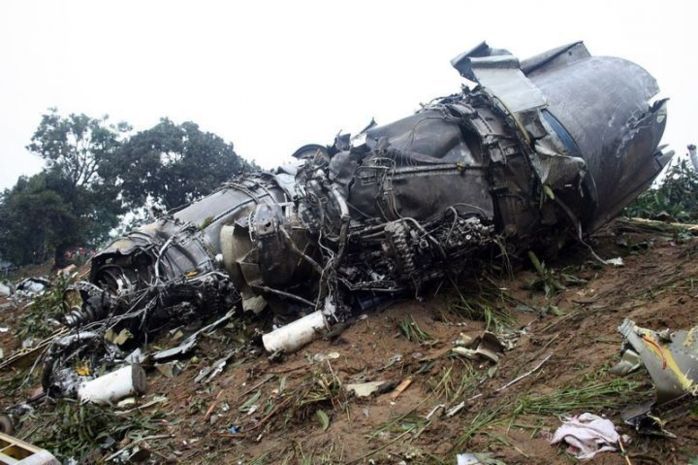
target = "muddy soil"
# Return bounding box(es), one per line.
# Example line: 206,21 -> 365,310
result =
1,221 -> 697,464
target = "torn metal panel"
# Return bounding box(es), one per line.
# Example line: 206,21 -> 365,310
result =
616,319 -> 698,436
617,319 -> 698,403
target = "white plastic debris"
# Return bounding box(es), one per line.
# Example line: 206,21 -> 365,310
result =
345,381 -> 387,397
78,364 -> 147,405
549,413 -> 620,460
456,452 -> 506,465
262,310 -> 328,353
15,277 -> 50,297
0,282 -> 11,297
605,257 -> 624,267
312,351 -> 340,363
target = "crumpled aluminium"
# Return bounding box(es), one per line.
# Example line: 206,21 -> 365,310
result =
617,319 -> 698,403
614,319 -> 698,435
549,413 -> 621,460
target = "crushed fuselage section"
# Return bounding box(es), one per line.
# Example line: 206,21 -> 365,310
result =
43,41 -> 671,395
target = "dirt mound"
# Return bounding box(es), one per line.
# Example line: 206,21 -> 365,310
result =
1,220 -> 697,464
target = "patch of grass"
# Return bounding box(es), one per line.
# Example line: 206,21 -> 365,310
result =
289,439 -> 345,465
253,363 -> 347,432
526,251 -> 588,299
449,294 -> 514,331
0,369 -> 28,396
371,397 -> 433,439
26,400 -> 162,463
626,157 -> 698,222
511,378 -> 641,417
447,274 -> 517,331
428,362 -> 478,402
398,315 -> 433,344
453,405 -> 507,450
298,366 -> 342,409
17,274 -> 74,341
249,451 -> 271,465
452,373 -> 645,450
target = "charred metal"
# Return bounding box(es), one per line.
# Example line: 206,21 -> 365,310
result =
42,41 -> 672,397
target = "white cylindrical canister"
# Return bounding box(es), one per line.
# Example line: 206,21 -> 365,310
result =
262,311 -> 328,353
77,364 -> 147,404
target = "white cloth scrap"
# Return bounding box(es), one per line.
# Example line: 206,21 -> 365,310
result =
550,413 -> 620,460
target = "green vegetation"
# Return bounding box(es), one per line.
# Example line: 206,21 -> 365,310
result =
398,315 -> 434,343
17,274 -> 74,340
448,282 -> 515,331
428,362 -> 479,402
526,251 -> 587,299
511,378 -> 640,417
106,118 -> 253,211
26,400 -> 162,463
626,158 -> 698,222
0,110 -> 253,267
452,374 -> 645,450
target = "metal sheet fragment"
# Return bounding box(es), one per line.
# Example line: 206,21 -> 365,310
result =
616,319 -> 698,435
618,319 -> 698,403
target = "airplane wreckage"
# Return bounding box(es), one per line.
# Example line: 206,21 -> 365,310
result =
31,41 -> 684,408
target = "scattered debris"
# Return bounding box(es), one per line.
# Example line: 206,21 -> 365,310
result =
605,257 -> 625,267
26,40 -> 669,405
616,319 -> 698,435
263,311 -> 329,353
155,361 -> 183,379
610,349 -> 642,376
0,283 -> 11,298
456,453 -> 507,465
77,364 -> 147,405
446,401 -> 466,418
195,352 -> 235,383
14,277 -> 50,299
0,431 -> 59,464
56,264 -> 77,277
345,381 -> 389,398
312,351 -> 340,363
390,377 -> 413,401
549,413 -> 622,460
227,425 -> 240,434
150,310 -> 235,363
618,319 -> 698,403
452,331 -> 505,363
0,40 -> 689,465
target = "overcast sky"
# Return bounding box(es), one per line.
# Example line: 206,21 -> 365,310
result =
1,0 -> 695,190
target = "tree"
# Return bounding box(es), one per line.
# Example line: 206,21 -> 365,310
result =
3,111 -> 253,267
0,110 -> 129,266
105,118 -> 252,210
0,172 -> 80,265
27,108 -> 130,188
626,158 -> 698,222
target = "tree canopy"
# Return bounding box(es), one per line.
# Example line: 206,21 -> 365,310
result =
0,171 -> 92,265
1,110 -> 252,267
105,118 -> 252,210
27,109 -> 130,188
